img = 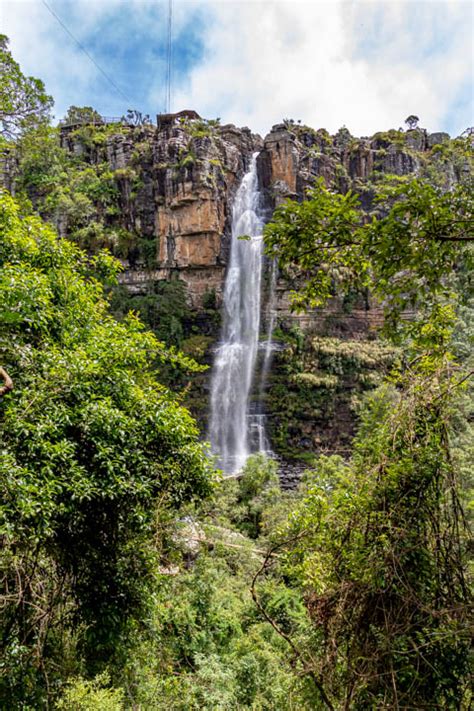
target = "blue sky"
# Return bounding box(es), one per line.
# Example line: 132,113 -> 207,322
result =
2,0 -> 473,136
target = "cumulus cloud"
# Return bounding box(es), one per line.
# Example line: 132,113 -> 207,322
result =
2,0 -> 472,135
173,0 -> 473,136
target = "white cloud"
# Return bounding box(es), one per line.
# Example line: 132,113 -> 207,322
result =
2,0 -> 472,135
173,0 -> 473,136
2,0 -> 175,118
3,1 -> 96,114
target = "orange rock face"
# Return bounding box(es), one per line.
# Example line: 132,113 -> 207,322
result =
260,128 -> 299,195
148,123 -> 261,306
157,190 -> 225,269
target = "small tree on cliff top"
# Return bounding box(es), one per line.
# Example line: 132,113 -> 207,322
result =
405,114 -> 420,129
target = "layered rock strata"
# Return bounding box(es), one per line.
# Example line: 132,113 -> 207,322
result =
53,118 -> 471,471
56,118 -> 466,313
60,119 -> 262,307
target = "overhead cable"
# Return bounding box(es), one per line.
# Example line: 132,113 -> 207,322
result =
165,0 -> 173,112
41,0 -> 131,104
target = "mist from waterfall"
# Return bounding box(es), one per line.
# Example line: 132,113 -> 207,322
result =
209,153 -> 265,474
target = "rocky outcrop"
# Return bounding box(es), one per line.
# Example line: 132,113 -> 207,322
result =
256,123 -> 462,210
53,116 -> 471,473
56,118 -> 467,312
59,120 -> 261,307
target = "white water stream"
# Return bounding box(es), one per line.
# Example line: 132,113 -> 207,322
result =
209,154 -> 268,473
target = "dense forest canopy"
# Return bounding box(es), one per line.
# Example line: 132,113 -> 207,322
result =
0,34 -> 472,710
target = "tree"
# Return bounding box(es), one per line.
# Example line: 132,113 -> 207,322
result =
0,191 -> 212,706
262,177 -> 473,707
264,177 -> 473,349
280,374 -> 471,708
0,35 -> 53,139
62,105 -> 103,126
405,114 -> 420,129
122,109 -> 151,126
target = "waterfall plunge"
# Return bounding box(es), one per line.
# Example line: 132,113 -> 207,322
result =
209,153 -> 268,474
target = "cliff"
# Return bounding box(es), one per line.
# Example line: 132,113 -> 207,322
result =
59,117 -> 261,307
8,114 -> 472,468
53,117 -> 468,314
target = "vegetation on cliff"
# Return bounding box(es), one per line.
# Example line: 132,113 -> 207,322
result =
261,173 -> 473,708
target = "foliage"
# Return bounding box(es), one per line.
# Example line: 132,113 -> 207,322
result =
110,279 -> 191,347
62,105 -> 103,125
68,122 -> 129,149
371,128 -> 406,147
266,326 -> 398,459
333,126 -> 352,149
0,34 -> 53,139
121,109 -> 151,126
7,96 -> 158,271
405,114 -> 420,129
117,552 -> 307,709
265,177 -> 473,351
14,124 -> 68,194
107,453 -> 311,710
279,373 -> 472,708
56,672 -> 125,710
0,192 -> 212,706
186,117 -> 220,138
235,454 -> 281,538
202,287 -> 217,310
262,170 -> 473,708
181,334 -> 213,360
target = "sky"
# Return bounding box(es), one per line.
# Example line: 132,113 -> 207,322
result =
2,0 -> 473,137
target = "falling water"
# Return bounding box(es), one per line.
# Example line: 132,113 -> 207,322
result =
209,153 -> 265,473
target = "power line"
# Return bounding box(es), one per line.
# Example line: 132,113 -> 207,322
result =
41,0 -> 131,105
165,0 -> 173,112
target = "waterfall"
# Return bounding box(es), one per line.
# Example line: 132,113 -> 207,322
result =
209,153 -> 266,474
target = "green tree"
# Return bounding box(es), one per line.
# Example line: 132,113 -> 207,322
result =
0,34 -> 53,139
279,374 -> 472,709
14,124 -> 68,196
0,191 -> 212,706
405,114 -> 420,129
262,177 -> 473,708
110,279 -> 190,347
62,105 -> 103,126
265,177 -> 473,350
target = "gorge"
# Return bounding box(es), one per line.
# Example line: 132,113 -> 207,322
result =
2,22 -> 472,708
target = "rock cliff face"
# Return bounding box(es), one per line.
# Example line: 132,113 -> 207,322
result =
54,117 -> 469,470
254,123 -> 464,334
57,118 -> 465,312
253,122 -> 469,464
257,122 -> 461,210
60,119 -> 261,307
